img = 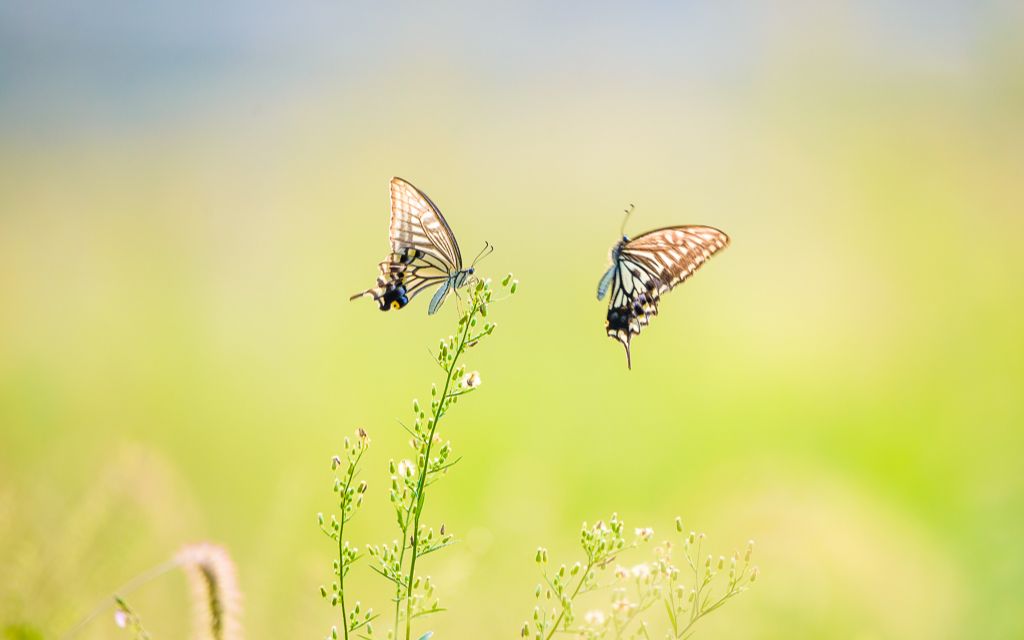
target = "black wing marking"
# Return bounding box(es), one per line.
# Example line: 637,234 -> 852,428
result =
350,248 -> 451,311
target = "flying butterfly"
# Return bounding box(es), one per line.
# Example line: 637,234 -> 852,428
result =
597,205 -> 730,369
351,177 -> 489,315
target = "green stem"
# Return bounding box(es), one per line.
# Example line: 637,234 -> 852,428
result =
338,447 -> 365,640
404,298 -> 479,640
542,561 -> 593,640
393,526 -> 409,635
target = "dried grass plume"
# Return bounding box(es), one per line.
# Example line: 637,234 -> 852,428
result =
176,543 -> 243,640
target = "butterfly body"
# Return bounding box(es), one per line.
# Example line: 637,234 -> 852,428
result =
352,178 -> 475,315
598,225 -> 729,369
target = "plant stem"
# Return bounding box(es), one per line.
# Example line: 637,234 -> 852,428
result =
403,297 -> 478,640
543,562 -> 593,640
338,447 -> 365,640
393,530 -> 409,635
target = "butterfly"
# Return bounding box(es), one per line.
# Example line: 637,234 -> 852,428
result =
597,206 -> 730,369
351,177 -> 488,315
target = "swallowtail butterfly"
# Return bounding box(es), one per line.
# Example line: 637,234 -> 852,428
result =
597,206 -> 730,368
351,177 -> 488,315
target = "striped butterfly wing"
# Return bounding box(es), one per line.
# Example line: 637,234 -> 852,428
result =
605,225 -> 730,368
389,177 -> 463,271
350,177 -> 463,312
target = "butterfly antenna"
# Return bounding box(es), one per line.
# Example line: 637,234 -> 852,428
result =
470,241 -> 494,267
619,204 -> 636,237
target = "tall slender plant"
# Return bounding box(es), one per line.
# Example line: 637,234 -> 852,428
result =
319,275 -> 517,640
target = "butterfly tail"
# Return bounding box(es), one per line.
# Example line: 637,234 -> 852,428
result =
349,289 -> 372,301
624,341 -> 632,370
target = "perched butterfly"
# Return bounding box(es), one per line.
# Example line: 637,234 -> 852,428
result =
597,206 -> 730,369
351,177 -> 488,315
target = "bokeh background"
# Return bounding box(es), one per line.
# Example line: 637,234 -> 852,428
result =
2,1 -> 1023,638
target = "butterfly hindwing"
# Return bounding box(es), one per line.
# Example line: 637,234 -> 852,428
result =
603,225 -> 729,368
351,177 -> 471,313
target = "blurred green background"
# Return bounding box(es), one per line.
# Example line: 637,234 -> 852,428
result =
2,2 -> 1023,638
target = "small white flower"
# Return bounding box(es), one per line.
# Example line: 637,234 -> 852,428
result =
583,610 -> 606,626
631,563 -> 651,579
614,565 -> 630,580
611,598 -> 635,615
635,527 -> 654,541
397,459 -> 416,478
113,610 -> 128,628
462,371 -> 481,388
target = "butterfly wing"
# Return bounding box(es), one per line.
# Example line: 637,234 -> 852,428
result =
351,177 -> 464,312
605,226 -> 730,368
389,177 -> 463,271
427,277 -> 453,316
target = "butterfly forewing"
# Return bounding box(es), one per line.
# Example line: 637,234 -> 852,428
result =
389,178 -> 463,271
621,226 -> 729,288
605,225 -> 729,368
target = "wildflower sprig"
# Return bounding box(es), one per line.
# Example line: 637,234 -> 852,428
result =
325,274 -> 516,640
523,516 -> 759,640
367,275 -> 515,640
528,514 -> 633,639
319,428 -> 374,640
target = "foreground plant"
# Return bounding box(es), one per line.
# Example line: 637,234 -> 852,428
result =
524,515 -> 758,640
319,275 -> 517,640
65,542 -> 243,640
